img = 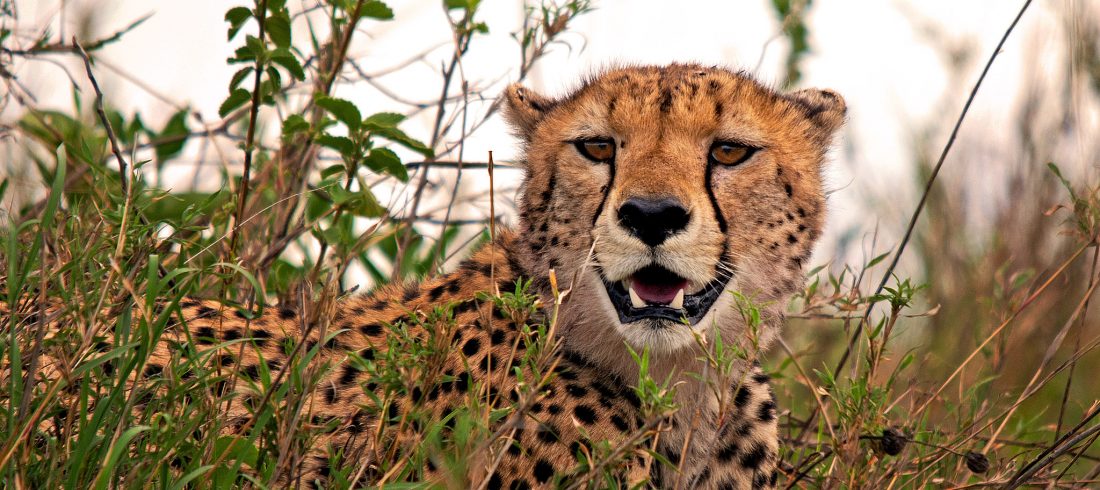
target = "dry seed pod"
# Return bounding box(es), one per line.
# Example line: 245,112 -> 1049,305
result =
965,451 -> 990,473
879,427 -> 906,456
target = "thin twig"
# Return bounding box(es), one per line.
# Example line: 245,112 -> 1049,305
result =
433,79 -> 471,272
227,0 -> 270,258
263,0 -> 368,263
403,160 -> 519,170
488,150 -> 497,294
3,14 -> 150,56
1005,411 -> 1100,489
393,5 -> 472,279
817,0 -> 1034,425
985,252 -> 1100,451
1056,245 -> 1099,440
73,38 -> 129,193
912,241 -> 1089,418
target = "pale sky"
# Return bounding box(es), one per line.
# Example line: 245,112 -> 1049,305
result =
5,0 -> 1095,283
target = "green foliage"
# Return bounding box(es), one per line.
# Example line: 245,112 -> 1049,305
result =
1048,162 -> 1100,242
869,275 -> 925,312
0,1 -> 603,487
769,0 -> 812,87
4,1 -> 1097,488
780,191 -> 1100,487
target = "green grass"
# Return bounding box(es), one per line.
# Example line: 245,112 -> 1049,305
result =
3,0 -> 1100,488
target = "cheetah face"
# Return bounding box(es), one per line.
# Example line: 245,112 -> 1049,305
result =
504,64 -> 846,354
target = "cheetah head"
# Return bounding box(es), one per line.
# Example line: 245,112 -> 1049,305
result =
504,64 -> 845,355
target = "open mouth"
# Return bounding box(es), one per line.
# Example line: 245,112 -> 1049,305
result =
602,263 -> 733,325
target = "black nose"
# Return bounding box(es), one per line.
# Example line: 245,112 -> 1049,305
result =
617,197 -> 690,247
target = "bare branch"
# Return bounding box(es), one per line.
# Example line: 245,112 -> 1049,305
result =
73,37 -> 129,193
228,0 -> 270,259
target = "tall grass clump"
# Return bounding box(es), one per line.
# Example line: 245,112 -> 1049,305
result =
1,0 -> 1099,488
770,1 -> 1100,487
0,0 -> 602,487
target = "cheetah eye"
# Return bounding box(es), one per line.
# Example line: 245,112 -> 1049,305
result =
574,138 -> 616,163
708,142 -> 757,166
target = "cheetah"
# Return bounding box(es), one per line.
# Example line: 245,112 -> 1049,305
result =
3,63 -> 845,488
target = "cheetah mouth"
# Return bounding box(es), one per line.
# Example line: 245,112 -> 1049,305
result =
601,264 -> 732,326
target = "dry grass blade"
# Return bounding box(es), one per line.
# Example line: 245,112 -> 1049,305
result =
832,0 -> 1034,381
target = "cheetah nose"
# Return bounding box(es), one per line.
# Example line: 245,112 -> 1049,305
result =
617,197 -> 690,247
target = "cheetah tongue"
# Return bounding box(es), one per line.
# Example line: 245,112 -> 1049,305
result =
628,276 -> 689,308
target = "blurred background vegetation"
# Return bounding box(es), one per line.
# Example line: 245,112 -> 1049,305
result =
2,0 -> 1099,487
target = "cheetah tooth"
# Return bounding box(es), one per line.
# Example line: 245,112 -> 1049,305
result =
670,288 -> 685,310
628,286 -> 646,309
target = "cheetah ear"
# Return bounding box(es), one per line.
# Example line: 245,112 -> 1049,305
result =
503,83 -> 553,140
786,88 -> 847,137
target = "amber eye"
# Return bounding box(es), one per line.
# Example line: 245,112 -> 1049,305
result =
574,139 -> 615,163
709,142 -> 756,166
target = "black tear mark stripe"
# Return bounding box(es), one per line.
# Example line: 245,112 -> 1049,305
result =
704,162 -> 729,234
590,155 -> 616,226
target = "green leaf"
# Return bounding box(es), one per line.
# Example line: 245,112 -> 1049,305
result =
365,147 -> 407,182
211,262 -> 266,310
363,112 -> 404,128
227,35 -> 266,65
866,251 -> 891,269
228,45 -> 255,64
269,259 -> 304,295
259,75 -> 279,105
320,164 -> 346,179
211,436 -> 259,487
370,126 -> 432,157
315,134 -> 356,156
123,113 -> 148,145
318,224 -> 346,245
280,114 -> 310,140
265,13 -> 291,48
92,425 -> 152,490
362,0 -> 395,19
316,96 -> 361,131
225,6 -> 252,40
146,191 -> 228,222
347,189 -> 386,218
219,88 -> 251,117
362,112 -> 430,156
169,466 -> 215,490
71,344 -> 136,378
328,183 -> 351,205
264,65 -> 283,92
155,109 -> 190,162
1048,162 -> 1078,202
270,48 -> 305,80
305,190 -> 333,221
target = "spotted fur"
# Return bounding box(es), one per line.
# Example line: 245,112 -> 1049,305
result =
503,64 -> 844,488
4,64 -> 845,489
